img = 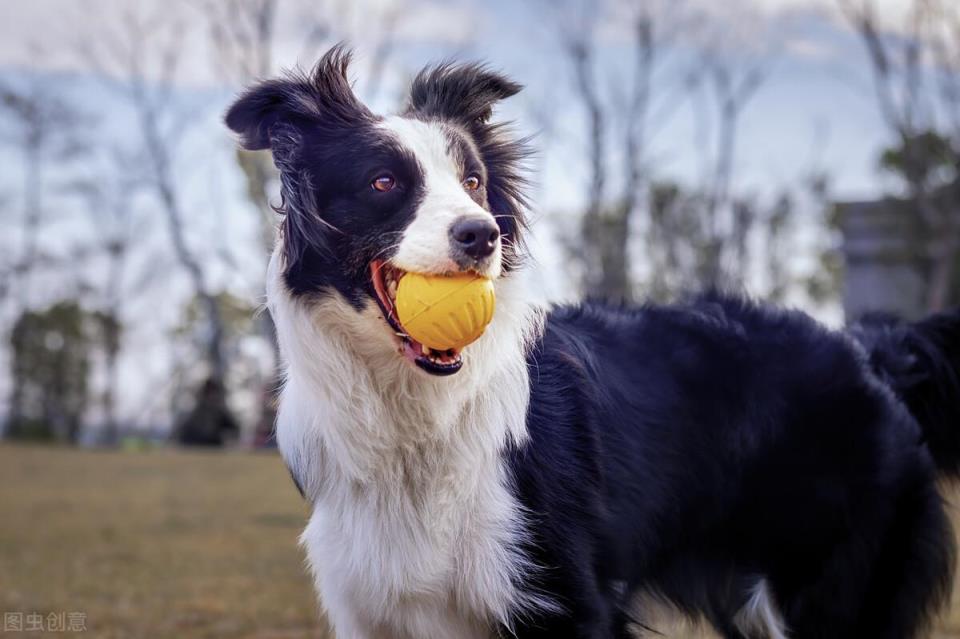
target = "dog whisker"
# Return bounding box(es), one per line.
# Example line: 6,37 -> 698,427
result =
369,243 -> 402,264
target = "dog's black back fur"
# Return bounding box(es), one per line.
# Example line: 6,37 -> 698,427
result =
854,309 -> 960,476
506,295 -> 957,638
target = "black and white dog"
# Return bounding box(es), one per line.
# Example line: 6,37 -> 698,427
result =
226,47 -> 960,638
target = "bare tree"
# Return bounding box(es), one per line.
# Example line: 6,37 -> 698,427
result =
558,4 -> 609,294
75,6 -> 235,436
0,80 -> 89,307
0,78 -> 93,440
840,0 -> 960,311
697,49 -> 768,289
555,0 -> 692,301
646,180 -> 707,299
64,146 -> 150,444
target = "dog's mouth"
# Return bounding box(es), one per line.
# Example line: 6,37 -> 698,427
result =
370,260 -> 464,376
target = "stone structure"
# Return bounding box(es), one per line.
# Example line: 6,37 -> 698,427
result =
837,199 -> 928,321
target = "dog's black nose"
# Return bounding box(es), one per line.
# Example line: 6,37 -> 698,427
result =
450,217 -> 500,260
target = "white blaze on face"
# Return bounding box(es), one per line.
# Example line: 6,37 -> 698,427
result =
380,116 -> 503,278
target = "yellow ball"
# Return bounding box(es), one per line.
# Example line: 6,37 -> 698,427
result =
395,272 -> 496,351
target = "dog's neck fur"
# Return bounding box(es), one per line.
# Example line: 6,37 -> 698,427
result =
267,248 -> 547,636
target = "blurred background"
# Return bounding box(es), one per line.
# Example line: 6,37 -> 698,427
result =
1,0 -> 959,637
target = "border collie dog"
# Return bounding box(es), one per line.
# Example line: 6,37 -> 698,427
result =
226,47 -> 960,638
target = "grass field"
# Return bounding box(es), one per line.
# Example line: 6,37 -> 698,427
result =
3,444 -> 960,638
0,445 -> 326,639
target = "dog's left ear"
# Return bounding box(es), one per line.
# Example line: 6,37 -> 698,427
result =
407,63 -> 522,124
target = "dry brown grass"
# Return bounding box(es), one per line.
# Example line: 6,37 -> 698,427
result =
0,444 -> 326,639
2,443 -> 960,638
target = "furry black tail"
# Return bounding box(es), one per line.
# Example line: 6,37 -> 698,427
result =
852,308 -> 960,477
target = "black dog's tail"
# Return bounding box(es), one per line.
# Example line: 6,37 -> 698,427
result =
852,308 -> 960,477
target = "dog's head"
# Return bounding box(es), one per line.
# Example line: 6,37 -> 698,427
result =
225,47 -> 529,377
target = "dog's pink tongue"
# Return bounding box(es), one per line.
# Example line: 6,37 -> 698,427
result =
402,338 -> 422,363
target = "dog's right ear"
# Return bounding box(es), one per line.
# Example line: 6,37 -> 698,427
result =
224,46 -> 372,151
225,77 -> 312,150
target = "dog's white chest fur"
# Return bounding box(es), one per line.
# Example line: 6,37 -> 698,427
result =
293,393 -> 529,639
268,253 -> 544,639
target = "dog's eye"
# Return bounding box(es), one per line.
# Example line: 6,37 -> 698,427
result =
371,174 -> 396,192
462,175 -> 481,191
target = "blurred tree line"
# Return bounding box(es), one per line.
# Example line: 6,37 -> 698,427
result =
548,0 -> 960,309
1,0 -> 957,447
7,302 -> 114,442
